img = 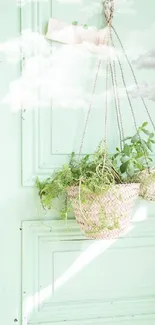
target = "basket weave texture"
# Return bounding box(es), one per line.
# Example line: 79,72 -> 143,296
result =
68,183 -> 140,239
138,168 -> 155,201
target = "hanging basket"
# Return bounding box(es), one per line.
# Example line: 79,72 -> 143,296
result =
137,168 -> 155,201
67,183 -> 140,239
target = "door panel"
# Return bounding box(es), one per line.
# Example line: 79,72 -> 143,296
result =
22,219 -> 155,324
21,0 -> 112,186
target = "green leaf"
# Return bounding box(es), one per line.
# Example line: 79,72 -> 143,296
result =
135,152 -> 144,159
142,128 -> 150,136
120,155 -> 130,163
72,21 -> 78,25
113,153 -> 119,158
127,162 -> 135,177
150,139 -> 155,143
142,121 -> 148,128
81,154 -> 90,162
146,142 -> 153,152
135,161 -> 143,170
123,144 -> 131,156
131,134 -> 139,143
149,133 -> 155,138
122,136 -> 132,141
120,160 -> 130,173
141,139 -> 149,150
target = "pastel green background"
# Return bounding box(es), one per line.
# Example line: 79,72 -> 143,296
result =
0,1 -> 155,324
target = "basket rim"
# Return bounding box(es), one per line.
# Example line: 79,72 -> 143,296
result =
67,183 -> 140,201
67,182 -> 140,191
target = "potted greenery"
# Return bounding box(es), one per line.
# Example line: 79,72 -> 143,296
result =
36,143 -> 140,239
112,122 -> 155,201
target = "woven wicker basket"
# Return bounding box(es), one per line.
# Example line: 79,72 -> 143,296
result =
68,183 -> 140,239
138,168 -> 155,201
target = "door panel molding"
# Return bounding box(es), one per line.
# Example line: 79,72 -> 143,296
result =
22,220 -> 155,324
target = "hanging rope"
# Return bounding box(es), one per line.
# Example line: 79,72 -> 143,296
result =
104,0 -> 115,25
104,52 -> 109,147
109,61 -> 122,148
67,0 -> 152,239
111,25 -> 155,132
104,1 -> 125,149
76,27 -> 112,226
78,24 -> 111,156
112,40 -> 138,132
109,30 -> 125,142
103,0 -> 150,171
109,55 -> 123,149
79,0 -> 153,166
78,59 -> 102,157
111,40 -> 150,170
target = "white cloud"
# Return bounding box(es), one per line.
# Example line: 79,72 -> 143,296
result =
128,83 -> 155,102
133,50 -> 155,69
0,34 -> 126,111
0,30 -> 52,62
0,27 -> 123,64
1,48 -> 114,111
128,46 -> 155,101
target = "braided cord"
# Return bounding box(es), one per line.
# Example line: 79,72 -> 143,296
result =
109,29 -> 125,142
112,25 -> 155,131
78,60 -> 101,157
110,27 -> 150,169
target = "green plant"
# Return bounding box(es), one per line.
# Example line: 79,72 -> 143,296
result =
112,122 -> 155,178
36,144 -> 122,217
37,123 -> 154,218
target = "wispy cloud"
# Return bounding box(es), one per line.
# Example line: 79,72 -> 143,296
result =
0,30 -> 52,62
0,27 -> 122,62
133,50 -> 155,69
0,28 -> 126,111
128,83 -> 155,102
128,44 -> 155,101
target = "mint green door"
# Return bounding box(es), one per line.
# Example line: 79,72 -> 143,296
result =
0,1 -> 155,325
21,1 -> 155,324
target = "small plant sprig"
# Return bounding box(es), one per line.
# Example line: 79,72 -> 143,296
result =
72,20 -> 88,29
112,122 -> 155,178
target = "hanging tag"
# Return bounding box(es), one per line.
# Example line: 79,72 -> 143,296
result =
45,18 -> 108,46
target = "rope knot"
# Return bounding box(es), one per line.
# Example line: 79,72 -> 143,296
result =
103,0 -> 114,25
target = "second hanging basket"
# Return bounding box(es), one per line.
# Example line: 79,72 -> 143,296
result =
67,183 -> 140,239
137,168 -> 155,201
